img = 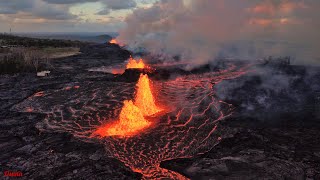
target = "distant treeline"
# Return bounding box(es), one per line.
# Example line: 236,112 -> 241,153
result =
0,33 -> 89,48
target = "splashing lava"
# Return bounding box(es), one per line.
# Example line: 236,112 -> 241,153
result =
93,74 -> 161,137
14,61 -> 250,179
126,57 -> 146,69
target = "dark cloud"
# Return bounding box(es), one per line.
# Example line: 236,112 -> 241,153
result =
102,0 -> 136,10
42,0 -> 98,4
137,0 -> 158,5
43,0 -> 137,10
0,0 -> 77,20
96,9 -> 111,15
0,0 -> 154,32
0,0 -> 34,14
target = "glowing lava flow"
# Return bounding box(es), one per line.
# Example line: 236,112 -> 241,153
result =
21,62 -> 251,180
93,74 -> 161,137
126,57 -> 145,69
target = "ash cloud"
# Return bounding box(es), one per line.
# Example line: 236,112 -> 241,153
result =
118,0 -> 320,65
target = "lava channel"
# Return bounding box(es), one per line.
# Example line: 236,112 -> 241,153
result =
17,62 -> 251,179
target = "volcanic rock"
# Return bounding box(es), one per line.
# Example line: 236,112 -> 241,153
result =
0,43 -> 142,179
1,42 -> 320,179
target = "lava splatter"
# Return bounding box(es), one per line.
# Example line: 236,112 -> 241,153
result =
93,74 -> 161,137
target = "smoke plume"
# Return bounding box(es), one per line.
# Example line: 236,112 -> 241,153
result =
118,0 -> 320,65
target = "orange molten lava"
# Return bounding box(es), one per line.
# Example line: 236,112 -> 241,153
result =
94,74 -> 161,137
126,57 -> 145,69
135,74 -> 161,116
109,39 -> 125,46
109,39 -> 118,44
94,100 -> 151,137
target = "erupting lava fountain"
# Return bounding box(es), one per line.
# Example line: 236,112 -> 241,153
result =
93,60 -> 161,137
126,56 -> 146,69
22,55 -> 250,179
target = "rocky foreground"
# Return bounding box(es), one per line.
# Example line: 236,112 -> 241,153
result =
1,43 -> 320,179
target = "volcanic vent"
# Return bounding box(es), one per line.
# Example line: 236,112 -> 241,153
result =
13,57 -> 250,179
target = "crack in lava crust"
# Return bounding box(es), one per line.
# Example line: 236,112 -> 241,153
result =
12,63 -> 250,179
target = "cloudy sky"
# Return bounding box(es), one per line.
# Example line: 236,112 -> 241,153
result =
0,0 -> 158,33
0,0 -> 318,64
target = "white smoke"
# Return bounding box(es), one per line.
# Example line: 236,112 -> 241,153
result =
118,0 -> 320,65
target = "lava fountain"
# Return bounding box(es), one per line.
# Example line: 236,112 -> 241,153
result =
93,100 -> 150,137
135,74 -> 161,116
109,39 -> 125,46
93,74 -> 161,137
21,61 -> 251,179
126,57 -> 145,69
109,39 -> 118,44
110,57 -> 147,75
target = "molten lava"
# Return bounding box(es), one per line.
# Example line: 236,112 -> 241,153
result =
135,74 -> 161,116
94,74 -> 161,137
24,62 -> 250,179
94,100 -> 150,137
109,39 -> 118,44
126,57 -> 145,69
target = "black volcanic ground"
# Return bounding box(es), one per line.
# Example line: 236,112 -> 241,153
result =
1,43 -> 320,179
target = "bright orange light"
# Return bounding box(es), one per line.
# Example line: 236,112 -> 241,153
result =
93,74 -> 161,137
110,39 -> 118,44
109,39 -> 125,46
135,74 -> 161,116
94,100 -> 151,137
126,57 -> 145,69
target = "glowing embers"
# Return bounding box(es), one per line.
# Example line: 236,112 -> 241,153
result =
126,57 -> 145,69
94,74 -> 161,137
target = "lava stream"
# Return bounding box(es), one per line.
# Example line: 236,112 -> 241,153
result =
22,62 -> 251,180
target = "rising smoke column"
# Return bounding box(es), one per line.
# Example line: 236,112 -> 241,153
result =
118,0 -> 320,65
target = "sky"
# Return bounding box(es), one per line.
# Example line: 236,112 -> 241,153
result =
0,0 -> 318,64
0,0 -> 158,33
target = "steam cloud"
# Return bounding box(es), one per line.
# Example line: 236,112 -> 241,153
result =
118,0 -> 320,65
